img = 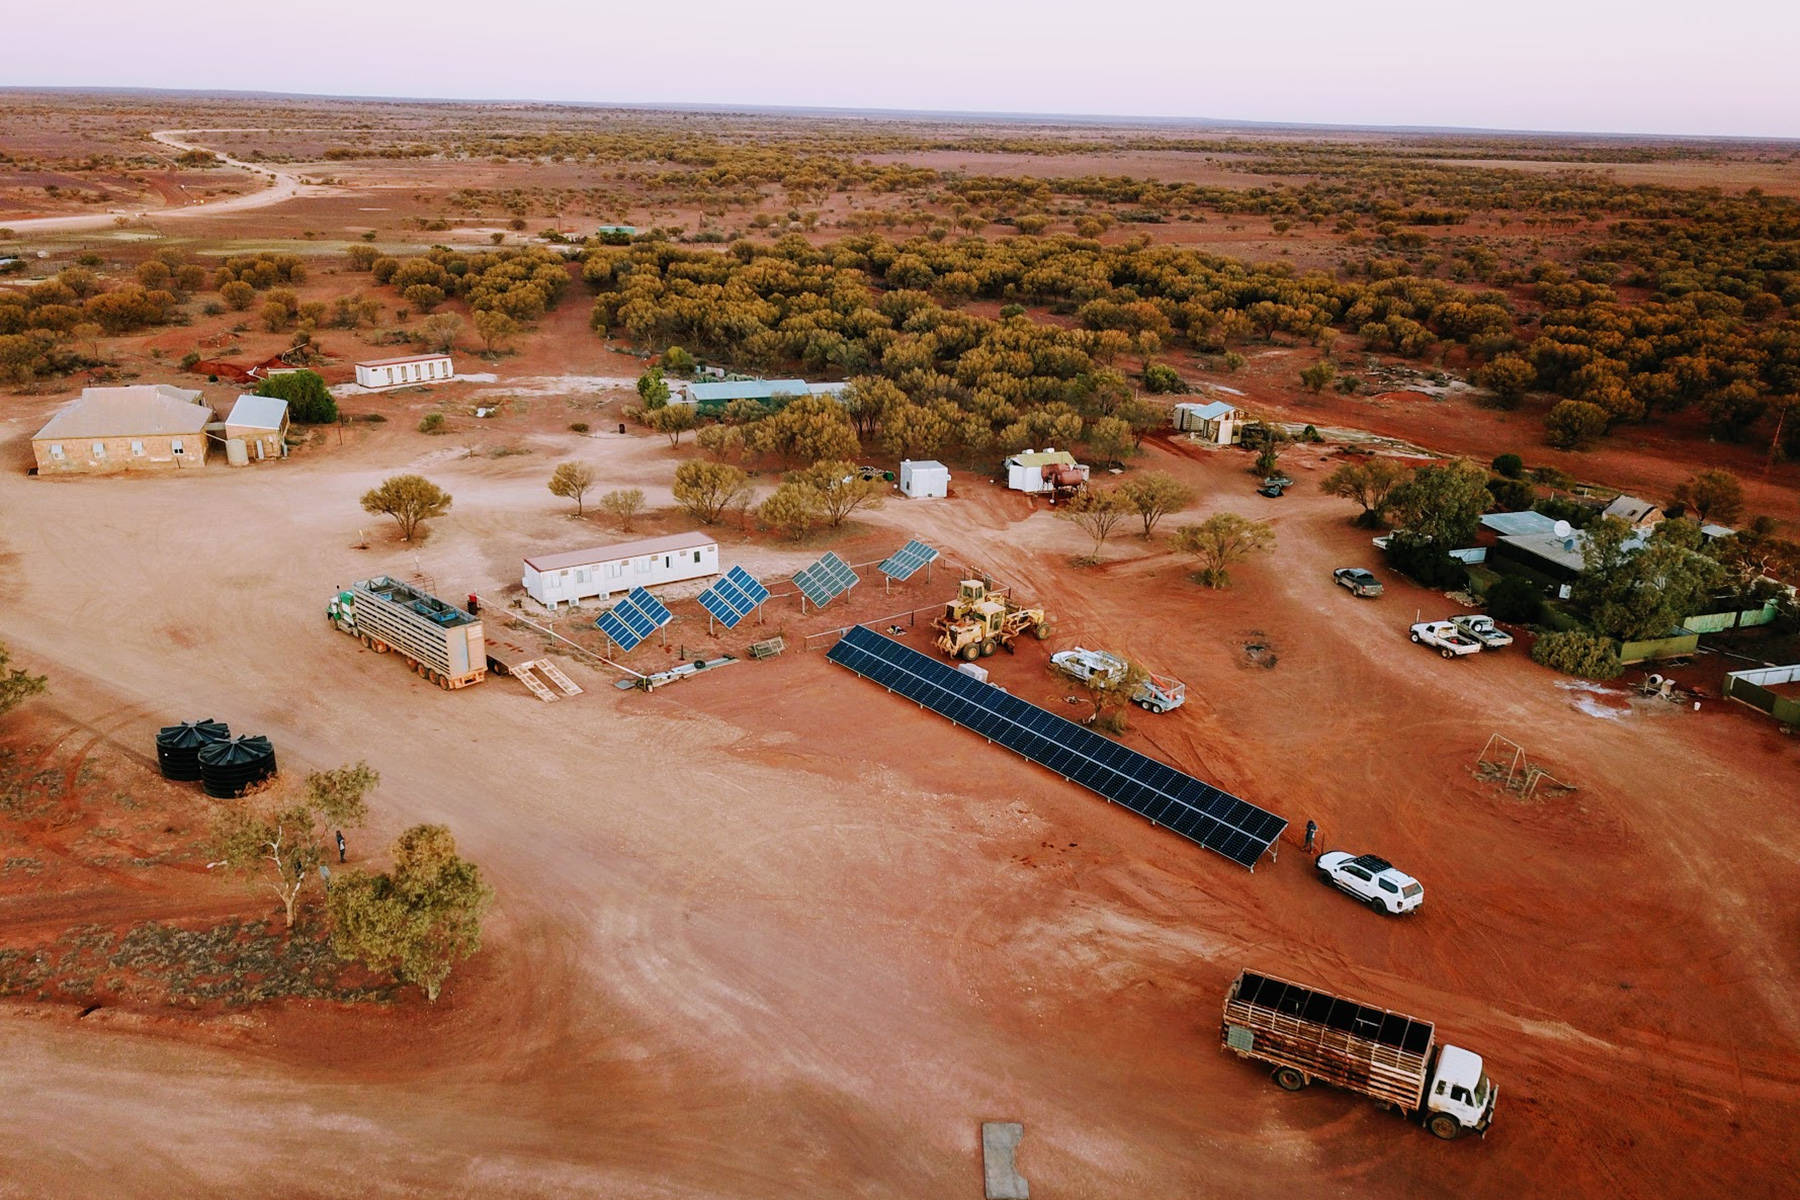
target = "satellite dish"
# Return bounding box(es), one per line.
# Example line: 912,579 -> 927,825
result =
1552,520 -> 1573,538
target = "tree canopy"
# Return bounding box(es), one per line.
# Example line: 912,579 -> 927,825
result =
361,475 -> 452,542
327,824 -> 492,1003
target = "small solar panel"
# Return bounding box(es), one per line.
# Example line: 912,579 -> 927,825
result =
594,587 -> 672,652
877,539 -> 940,582
696,565 -> 770,629
818,552 -> 859,594
825,626 -> 1287,870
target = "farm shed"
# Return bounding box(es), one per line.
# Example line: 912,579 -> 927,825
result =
1724,663 -> 1800,726
1602,494 -> 1663,529
1174,399 -> 1242,445
672,379 -> 849,410
31,385 -> 213,475
355,354 -> 454,389
522,531 -> 719,609
899,459 -> 950,499
1004,448 -> 1087,494
222,394 -> 289,463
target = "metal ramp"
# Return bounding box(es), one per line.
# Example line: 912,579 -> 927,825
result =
535,660 -> 584,696
512,664 -> 560,703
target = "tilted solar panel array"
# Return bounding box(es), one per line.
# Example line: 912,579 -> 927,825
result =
696,565 -> 770,629
793,551 -> 860,608
877,539 -> 940,582
594,587 -> 672,652
826,625 -> 1286,869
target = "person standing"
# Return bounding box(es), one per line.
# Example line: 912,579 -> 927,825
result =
336,830 -> 347,863
1303,820 -> 1318,855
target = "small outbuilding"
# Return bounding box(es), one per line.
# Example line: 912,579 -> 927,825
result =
223,394 -> 290,464
672,379 -> 850,410
899,459 -> 950,499
1004,448 -> 1088,495
31,384 -> 214,475
1602,494 -> 1663,529
1174,399 -> 1242,445
522,531 -> 719,609
355,354 -> 454,389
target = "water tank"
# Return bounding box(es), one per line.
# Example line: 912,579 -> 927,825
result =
225,438 -> 249,467
197,735 -> 277,798
155,719 -> 230,781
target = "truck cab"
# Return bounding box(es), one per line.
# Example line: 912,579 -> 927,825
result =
1426,1045 -> 1497,1138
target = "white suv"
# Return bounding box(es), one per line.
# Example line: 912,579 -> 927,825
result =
1317,852 -> 1424,915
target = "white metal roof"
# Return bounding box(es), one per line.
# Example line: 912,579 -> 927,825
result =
524,531 -> 716,573
357,353 -> 453,368
33,385 -> 211,440
224,393 -> 289,430
1176,400 -> 1237,419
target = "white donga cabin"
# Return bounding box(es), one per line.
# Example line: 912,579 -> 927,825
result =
522,531 -> 719,609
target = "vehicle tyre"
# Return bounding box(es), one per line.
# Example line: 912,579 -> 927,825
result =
1370,896 -> 1388,914
1427,1113 -> 1462,1141
1034,624 -> 1051,640
1150,703 -> 1164,714
1410,632 -> 1422,643
980,639 -> 997,658
1440,647 -> 1454,659
1273,1067 -> 1307,1092
1318,868 -> 1335,886
959,644 -> 980,661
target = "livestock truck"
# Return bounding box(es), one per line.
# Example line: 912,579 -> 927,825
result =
1220,969 -> 1496,1140
328,576 -> 486,689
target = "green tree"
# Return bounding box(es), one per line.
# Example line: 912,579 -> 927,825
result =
361,474 -> 452,542
327,824 -> 492,1003
255,368 -> 336,424
1573,517 -> 1725,641
1491,453 -> 1525,479
598,487 -> 646,531
1486,575 -> 1547,625
210,762 -> 378,928
1142,362 -> 1183,394
1116,470 -> 1195,538
474,310 -> 520,353
1530,631 -> 1622,680
637,367 -> 671,410
1670,469 -> 1744,525
1320,458 -> 1409,527
547,461 -> 596,515
661,345 -> 697,375
647,403 -> 699,446
1545,399 -> 1609,449
1173,513 -> 1276,587
1057,487 -> 1131,562
0,642 -> 47,718
1062,656 -> 1150,731
1478,354 -> 1536,408
789,460 -> 885,528
747,394 -> 859,463
672,460 -> 750,525
1387,458 -> 1490,547
1299,360 -> 1336,393
759,481 -> 824,540
219,279 -> 255,311
419,312 -> 462,353
1085,415 -> 1136,463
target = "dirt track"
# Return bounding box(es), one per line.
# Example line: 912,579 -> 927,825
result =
1,401 -> 1796,1197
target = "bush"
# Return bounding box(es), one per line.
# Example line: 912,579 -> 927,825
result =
1142,362 -> 1184,394
1491,453 -> 1524,478
1384,536 -> 1469,590
1531,630 -> 1622,680
1544,399 -> 1609,450
569,422 -> 590,433
1486,476 -> 1535,512
418,413 -> 446,434
254,369 -> 336,424
1486,575 -> 1547,624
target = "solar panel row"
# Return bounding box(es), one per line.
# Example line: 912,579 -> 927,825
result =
696,565 -> 770,629
825,625 -> 1286,869
594,587 -> 672,652
877,539 -> 940,582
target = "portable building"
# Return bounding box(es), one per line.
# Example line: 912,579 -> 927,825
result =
355,354 -> 454,389
1004,448 -> 1087,494
223,394 -> 290,463
672,379 -> 850,410
1601,494 -> 1663,529
522,531 -> 719,609
31,384 -> 214,475
1174,400 -> 1242,445
899,459 -> 950,499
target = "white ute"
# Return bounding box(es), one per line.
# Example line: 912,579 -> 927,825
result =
1451,614 -> 1514,649
1050,647 -> 1187,713
1409,621 -> 1482,658
1317,851 -> 1424,914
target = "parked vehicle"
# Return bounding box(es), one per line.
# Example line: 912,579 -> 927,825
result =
1409,621 -> 1481,658
1257,482 -> 1286,498
1450,614 -> 1514,649
1317,851 -> 1424,914
1221,968 -> 1498,1140
1050,647 -> 1187,713
1333,567 -> 1384,598
329,577 -> 486,689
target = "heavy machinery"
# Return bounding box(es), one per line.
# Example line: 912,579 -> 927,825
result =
932,580 -> 1050,661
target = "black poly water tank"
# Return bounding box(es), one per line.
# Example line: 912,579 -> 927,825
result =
155,719 -> 231,782
197,735 -> 277,799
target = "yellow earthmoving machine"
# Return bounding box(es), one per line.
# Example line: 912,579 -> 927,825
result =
932,580 -> 1051,661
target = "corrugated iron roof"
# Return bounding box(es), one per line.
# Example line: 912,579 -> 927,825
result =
33,385 -> 211,440
1480,510 -> 1560,538
524,531 -> 717,573
1176,400 -> 1237,420
1006,450 -> 1078,468
357,354 -> 453,368
224,394 -> 289,430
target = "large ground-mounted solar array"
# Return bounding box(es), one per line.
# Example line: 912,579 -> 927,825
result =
826,625 -> 1287,869
696,566 -> 770,629
793,552 -> 859,609
594,587 -> 672,652
877,539 -> 940,582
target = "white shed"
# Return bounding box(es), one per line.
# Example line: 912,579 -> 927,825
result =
1174,400 -> 1241,445
355,354 -> 455,389
899,459 -> 950,499
1003,448 -> 1087,494
522,531 -> 719,609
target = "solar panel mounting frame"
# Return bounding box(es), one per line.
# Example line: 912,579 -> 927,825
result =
877,539 -> 940,583
594,586 -> 673,652
696,565 -> 770,630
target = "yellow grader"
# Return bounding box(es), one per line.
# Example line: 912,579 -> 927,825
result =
932,580 -> 1051,660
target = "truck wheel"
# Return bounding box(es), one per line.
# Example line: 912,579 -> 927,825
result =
959,644 -> 980,661
1410,631 -> 1422,643
1440,647 -> 1454,659
1034,624 -> 1051,640
1427,1113 -> 1462,1140
1272,1067 -> 1307,1092
980,640 -> 997,658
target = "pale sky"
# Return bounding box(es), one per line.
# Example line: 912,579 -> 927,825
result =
14,0 -> 1800,139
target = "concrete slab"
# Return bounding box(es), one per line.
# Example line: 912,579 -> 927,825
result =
981,1121 -> 1028,1200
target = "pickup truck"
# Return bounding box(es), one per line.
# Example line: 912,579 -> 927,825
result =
1333,567 -> 1383,598
1450,614 -> 1513,649
1221,969 -> 1497,1140
1409,621 -> 1482,658
1318,851 -> 1424,914
1050,647 -> 1186,713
